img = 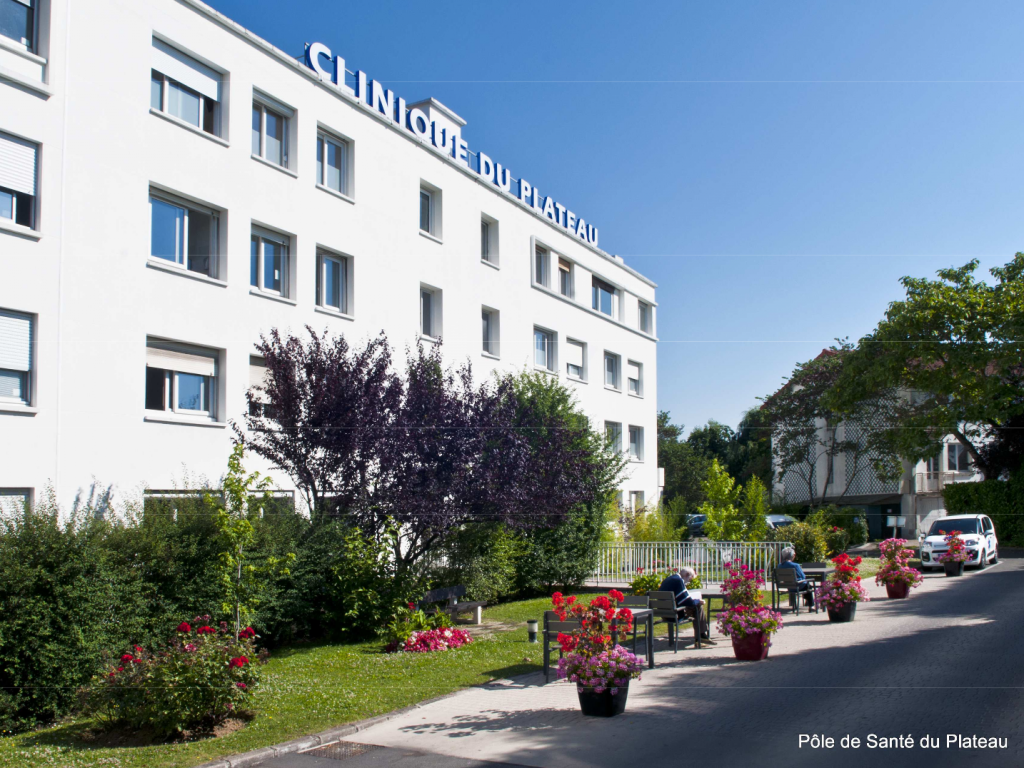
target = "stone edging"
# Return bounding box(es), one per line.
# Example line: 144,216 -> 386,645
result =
193,671 -> 545,768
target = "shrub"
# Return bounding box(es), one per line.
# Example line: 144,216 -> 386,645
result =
514,499 -> 607,593
430,523 -> 525,604
806,505 -> 868,547
628,569 -> 665,595
945,473 -> 1024,546
822,526 -> 851,558
381,604 -> 453,652
783,522 -> 828,563
84,618 -> 265,737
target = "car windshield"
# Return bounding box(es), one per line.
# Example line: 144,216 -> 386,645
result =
929,519 -> 980,536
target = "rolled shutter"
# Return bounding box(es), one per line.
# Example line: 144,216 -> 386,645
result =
248,357 -> 268,389
152,38 -> 221,102
627,362 -> 641,382
0,133 -> 37,197
0,310 -> 32,371
146,343 -> 216,377
565,340 -> 584,369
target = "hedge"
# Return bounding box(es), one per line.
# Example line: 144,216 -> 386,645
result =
944,473 -> 1024,546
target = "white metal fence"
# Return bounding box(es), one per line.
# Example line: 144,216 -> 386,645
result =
592,541 -> 793,586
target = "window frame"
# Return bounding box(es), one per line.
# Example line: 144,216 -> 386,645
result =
420,284 -> 442,340
592,276 -> 618,318
604,351 -> 621,390
481,306 -> 499,358
605,421 -> 622,453
628,425 -> 644,462
480,213 -> 499,265
638,301 -> 653,334
0,308 -> 33,407
0,0 -> 35,52
316,249 -> 350,315
0,131 -> 39,231
558,257 -> 574,299
251,94 -> 292,168
534,244 -> 550,288
627,359 -> 643,397
250,226 -> 291,297
316,128 -> 351,197
144,340 -> 219,423
149,189 -> 221,278
629,490 -> 645,511
565,338 -> 586,381
533,326 -> 556,372
151,70 -> 219,136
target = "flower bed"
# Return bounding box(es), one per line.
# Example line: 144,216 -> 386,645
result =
397,628 -> 473,653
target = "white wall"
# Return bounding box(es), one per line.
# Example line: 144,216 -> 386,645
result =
0,0 -> 660,511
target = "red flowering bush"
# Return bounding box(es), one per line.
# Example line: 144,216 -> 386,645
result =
720,563 -> 764,607
815,553 -> 870,610
938,531 -> 970,564
84,616 -> 267,737
397,627 -> 473,652
876,538 -> 924,588
551,591 -> 642,691
382,602 -> 454,652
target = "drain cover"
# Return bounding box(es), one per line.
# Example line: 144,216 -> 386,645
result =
305,741 -> 384,761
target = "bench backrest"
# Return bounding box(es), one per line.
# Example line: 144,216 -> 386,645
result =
621,595 -> 650,609
542,609 -> 582,636
648,591 -> 680,615
421,585 -> 467,605
775,567 -> 801,587
802,562 -> 827,568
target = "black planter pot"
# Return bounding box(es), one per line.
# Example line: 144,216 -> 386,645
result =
944,561 -> 965,577
577,683 -> 630,717
827,602 -> 857,623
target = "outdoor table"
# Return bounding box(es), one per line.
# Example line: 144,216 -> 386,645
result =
701,591 -> 727,620
611,608 -> 654,669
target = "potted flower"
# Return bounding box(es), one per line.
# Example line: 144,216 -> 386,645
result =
716,564 -> 783,660
938,530 -> 970,577
815,553 -> 870,622
875,538 -> 923,599
552,590 -> 644,717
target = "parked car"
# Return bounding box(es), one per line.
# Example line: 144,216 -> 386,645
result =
766,514 -> 798,531
687,513 -> 707,538
918,514 -> 998,571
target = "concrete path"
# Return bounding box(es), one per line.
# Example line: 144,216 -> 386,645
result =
285,556 -> 1024,768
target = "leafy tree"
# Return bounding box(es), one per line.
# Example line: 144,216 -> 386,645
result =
239,327 -> 401,523
657,411 -> 712,513
697,460 -> 769,541
764,344 -> 902,506
687,420 -> 736,464
832,255 -> 1024,478
211,444 -> 294,639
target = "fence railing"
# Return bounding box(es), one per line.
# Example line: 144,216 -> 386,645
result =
592,541 -> 793,586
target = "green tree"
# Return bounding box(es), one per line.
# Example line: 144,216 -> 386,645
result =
832,255 -> 1024,479
212,444 -> 295,639
698,460 -> 769,541
657,411 -> 712,514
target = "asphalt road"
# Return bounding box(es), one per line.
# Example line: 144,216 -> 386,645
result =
264,554 -> 1024,768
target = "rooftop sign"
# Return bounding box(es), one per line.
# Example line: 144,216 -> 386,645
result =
304,42 -> 598,247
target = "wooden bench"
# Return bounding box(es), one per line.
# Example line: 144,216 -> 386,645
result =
650,590 -> 705,651
542,610 -> 582,683
418,585 -> 486,625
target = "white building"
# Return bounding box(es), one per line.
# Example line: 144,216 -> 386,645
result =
0,0 -> 659,513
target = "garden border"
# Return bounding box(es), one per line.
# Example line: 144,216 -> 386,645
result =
193,670 -> 545,768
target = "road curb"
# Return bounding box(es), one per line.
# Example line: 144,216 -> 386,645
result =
192,671 -> 544,768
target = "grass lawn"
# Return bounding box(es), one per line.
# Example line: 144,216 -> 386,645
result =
0,597 -> 566,768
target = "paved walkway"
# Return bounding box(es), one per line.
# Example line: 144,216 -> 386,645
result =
280,556 -> 1024,768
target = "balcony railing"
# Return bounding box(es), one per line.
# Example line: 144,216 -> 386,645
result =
915,471 -> 977,494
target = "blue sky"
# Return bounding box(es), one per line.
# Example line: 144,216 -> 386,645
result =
207,0 -> 1022,434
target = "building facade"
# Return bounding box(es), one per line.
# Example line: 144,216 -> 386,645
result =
0,0 -> 659,512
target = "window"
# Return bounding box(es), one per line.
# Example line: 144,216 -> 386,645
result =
145,340 -> 218,420
316,250 -> 349,314
481,307 -> 499,357
639,301 -> 652,333
534,245 -> 549,287
481,214 -> 498,264
558,258 -> 573,298
924,451 -> 942,474
252,97 -> 290,167
0,489 -> 31,513
149,191 -> 219,277
316,131 -> 349,195
565,339 -> 585,380
629,491 -> 645,511
604,352 -> 620,389
627,361 -> 642,396
250,227 -> 290,296
151,40 -> 222,136
420,285 -> 441,339
948,443 -> 971,472
248,355 -> 274,419
605,421 -> 622,453
419,183 -> 442,238
0,309 -> 32,406
592,277 -> 616,317
534,327 -> 555,371
0,132 -> 37,230
0,0 -> 34,50
628,426 -> 644,461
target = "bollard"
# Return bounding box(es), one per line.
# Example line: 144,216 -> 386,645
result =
527,619 -> 538,643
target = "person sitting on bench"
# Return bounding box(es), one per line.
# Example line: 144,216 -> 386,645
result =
658,566 -> 712,641
777,547 -> 814,608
